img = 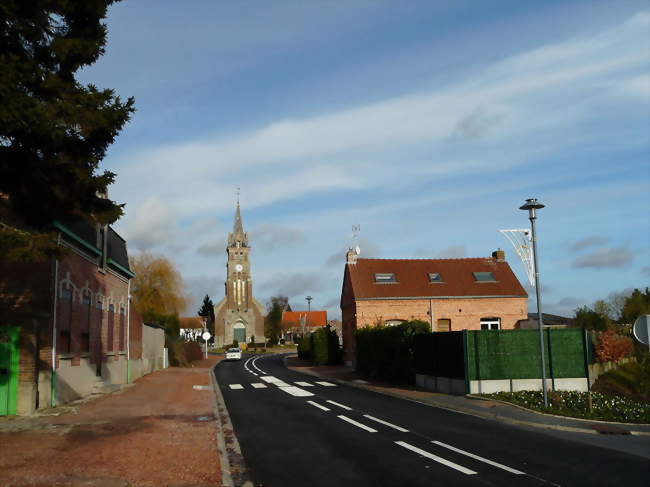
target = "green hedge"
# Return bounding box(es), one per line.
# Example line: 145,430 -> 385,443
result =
298,335 -> 311,360
355,320 -> 429,384
413,331 -> 465,379
298,325 -> 342,365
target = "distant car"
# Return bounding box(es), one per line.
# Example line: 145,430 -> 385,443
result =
225,348 -> 242,361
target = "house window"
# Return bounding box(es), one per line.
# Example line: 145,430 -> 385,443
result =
480,317 -> 501,330
119,305 -> 126,351
428,273 -> 443,283
81,293 -> 91,353
374,273 -> 397,283
437,319 -> 451,332
107,303 -> 115,351
473,272 -> 497,282
58,288 -> 73,353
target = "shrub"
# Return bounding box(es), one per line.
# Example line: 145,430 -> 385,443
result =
309,325 -> 342,366
592,360 -> 650,403
355,320 -> 429,384
298,335 -> 311,360
166,339 -> 203,367
595,330 -> 633,364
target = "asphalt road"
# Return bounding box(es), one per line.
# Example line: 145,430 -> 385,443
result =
215,353 -> 649,487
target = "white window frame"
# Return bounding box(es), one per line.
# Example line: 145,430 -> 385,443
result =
480,317 -> 501,330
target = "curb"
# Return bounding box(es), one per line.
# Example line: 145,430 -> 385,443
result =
283,359 -> 650,437
210,365 -> 254,487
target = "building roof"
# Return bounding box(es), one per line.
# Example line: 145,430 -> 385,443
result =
345,257 -> 527,300
179,316 -> 205,329
525,313 -> 575,327
282,310 -> 327,328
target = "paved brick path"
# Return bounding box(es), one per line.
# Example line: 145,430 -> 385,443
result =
0,357 -> 223,487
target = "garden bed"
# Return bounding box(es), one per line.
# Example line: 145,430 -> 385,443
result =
477,390 -> 650,424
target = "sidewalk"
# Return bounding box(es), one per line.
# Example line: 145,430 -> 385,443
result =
0,357 -> 224,487
284,355 -> 650,437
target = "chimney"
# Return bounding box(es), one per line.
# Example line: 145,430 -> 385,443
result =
346,248 -> 357,264
492,249 -> 505,262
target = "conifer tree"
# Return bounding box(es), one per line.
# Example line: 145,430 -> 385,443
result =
198,294 -> 215,335
0,1 -> 135,260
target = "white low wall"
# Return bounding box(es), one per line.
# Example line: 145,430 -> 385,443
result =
416,374 -> 589,395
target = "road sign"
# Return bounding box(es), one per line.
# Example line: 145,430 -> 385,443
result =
202,331 -> 212,341
632,315 -> 649,345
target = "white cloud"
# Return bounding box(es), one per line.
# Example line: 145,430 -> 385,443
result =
259,271 -> 328,298
123,197 -> 177,251
250,223 -> 305,251
573,246 -> 634,269
570,236 -> 610,252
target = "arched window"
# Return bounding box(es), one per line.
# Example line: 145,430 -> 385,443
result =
480,317 -> 501,330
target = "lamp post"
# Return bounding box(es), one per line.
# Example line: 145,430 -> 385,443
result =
305,296 -> 313,336
519,198 -> 548,408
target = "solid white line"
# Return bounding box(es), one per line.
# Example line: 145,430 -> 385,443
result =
395,441 -> 476,475
251,356 -> 266,374
294,381 -> 314,387
251,383 -> 267,389
338,415 -> 377,433
432,441 -> 525,475
229,384 -> 244,390
243,357 -> 256,375
307,401 -> 331,411
326,400 -> 352,411
278,386 -> 314,397
363,415 -> 409,432
315,381 -> 336,387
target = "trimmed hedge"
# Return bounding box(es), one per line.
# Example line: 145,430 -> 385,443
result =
167,340 -> 203,367
298,326 -> 342,365
298,335 -> 311,360
355,320 -> 429,384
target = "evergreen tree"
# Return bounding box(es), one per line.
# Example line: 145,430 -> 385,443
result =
621,288 -> 650,325
0,1 -> 135,259
197,294 -> 215,335
265,295 -> 287,345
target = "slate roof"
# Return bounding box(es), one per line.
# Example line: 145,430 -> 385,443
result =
346,257 -> 527,299
282,310 -> 328,328
106,227 -> 130,271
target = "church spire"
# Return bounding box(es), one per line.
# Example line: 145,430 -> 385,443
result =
233,201 -> 244,236
228,191 -> 248,247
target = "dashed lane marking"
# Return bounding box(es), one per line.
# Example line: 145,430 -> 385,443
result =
260,376 -> 279,383
278,386 -> 314,397
395,441 -> 476,475
432,441 -> 525,475
251,383 -> 268,389
229,384 -> 244,390
294,381 -> 314,387
363,414 -> 409,432
315,381 -> 336,387
338,415 -> 377,433
326,400 -> 352,411
307,401 -> 331,411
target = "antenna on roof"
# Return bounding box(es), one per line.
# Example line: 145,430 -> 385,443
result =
499,229 -> 535,286
351,224 -> 361,255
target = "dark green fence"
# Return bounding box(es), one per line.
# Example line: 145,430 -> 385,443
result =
414,328 -> 589,382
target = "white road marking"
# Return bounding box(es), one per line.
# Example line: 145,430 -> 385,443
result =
278,386 -> 314,397
307,401 -> 331,411
363,414 -> 409,432
193,385 -> 213,391
337,415 -> 377,433
260,376 -> 279,383
395,441 -> 476,475
326,400 -> 352,411
251,356 -> 266,374
315,381 -> 336,387
251,383 -> 267,389
243,357 -> 258,376
294,381 -> 314,387
432,441 -> 525,475
229,384 -> 244,390
273,381 -> 291,387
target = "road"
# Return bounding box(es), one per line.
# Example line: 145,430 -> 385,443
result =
215,353 -> 648,487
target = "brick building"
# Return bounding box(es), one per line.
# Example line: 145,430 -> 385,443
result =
1,219 -> 164,415
340,249 -> 528,366
281,310 -> 327,341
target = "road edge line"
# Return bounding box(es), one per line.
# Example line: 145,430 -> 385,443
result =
210,365 -> 253,487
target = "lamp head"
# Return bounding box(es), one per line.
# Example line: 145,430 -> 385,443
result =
519,198 -> 545,219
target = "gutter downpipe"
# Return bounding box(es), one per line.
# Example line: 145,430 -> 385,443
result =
429,299 -> 434,331
51,235 -> 61,407
126,279 -> 131,384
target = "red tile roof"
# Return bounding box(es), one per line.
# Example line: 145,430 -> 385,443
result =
282,310 -> 327,328
346,257 -> 527,299
179,316 -> 205,329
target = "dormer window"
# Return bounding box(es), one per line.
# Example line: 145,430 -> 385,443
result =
428,273 -> 443,283
473,272 -> 497,282
374,273 -> 396,283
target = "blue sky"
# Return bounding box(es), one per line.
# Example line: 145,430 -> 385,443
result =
80,0 -> 650,319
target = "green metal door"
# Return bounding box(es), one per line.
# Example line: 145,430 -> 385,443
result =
0,326 -> 20,416
234,327 -> 246,344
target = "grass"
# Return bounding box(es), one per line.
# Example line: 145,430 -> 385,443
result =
478,390 -> 650,424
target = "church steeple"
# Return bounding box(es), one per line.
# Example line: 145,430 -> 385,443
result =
228,199 -> 248,247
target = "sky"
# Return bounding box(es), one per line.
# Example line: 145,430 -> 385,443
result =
79,0 -> 650,319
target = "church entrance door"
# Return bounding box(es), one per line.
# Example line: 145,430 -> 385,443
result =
234,323 -> 246,344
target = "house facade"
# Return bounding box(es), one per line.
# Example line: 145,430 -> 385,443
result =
1,219 -> 164,415
340,249 -> 528,366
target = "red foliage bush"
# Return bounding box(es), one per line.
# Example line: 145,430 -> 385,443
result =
595,330 -> 633,364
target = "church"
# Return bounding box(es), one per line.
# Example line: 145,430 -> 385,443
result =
212,203 -> 266,347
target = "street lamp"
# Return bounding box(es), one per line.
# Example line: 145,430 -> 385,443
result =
519,198 -> 548,408
305,296 -> 313,337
